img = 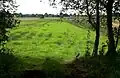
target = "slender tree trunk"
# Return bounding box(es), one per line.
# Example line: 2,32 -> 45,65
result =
115,26 -> 120,49
115,20 -> 120,49
106,0 -> 116,56
93,0 -> 100,56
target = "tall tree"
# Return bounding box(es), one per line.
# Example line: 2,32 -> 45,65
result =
49,0 -> 101,56
48,0 -> 120,56
93,0 -> 100,56
113,0 -> 120,49
44,13 -> 48,17
0,0 -> 18,47
106,0 -> 116,56
100,0 -> 120,56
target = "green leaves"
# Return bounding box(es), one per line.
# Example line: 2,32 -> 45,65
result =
0,0 -> 19,46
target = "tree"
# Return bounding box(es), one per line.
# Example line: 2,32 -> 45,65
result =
84,0 -> 100,56
49,0 -> 101,56
99,0 -> 120,56
106,0 -> 116,56
40,14 -> 44,19
63,13 -> 69,17
48,0 -> 120,56
44,13 -> 48,17
93,0 -> 100,56
0,0 -> 18,47
60,12 -> 63,18
59,12 -> 64,22
113,1 -> 120,49
19,13 -> 23,17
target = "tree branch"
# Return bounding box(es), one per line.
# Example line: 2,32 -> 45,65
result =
86,0 -> 96,29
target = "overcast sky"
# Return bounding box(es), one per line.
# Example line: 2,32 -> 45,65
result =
16,0 -> 62,14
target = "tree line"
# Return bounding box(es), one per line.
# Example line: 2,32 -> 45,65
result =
15,13 -> 71,18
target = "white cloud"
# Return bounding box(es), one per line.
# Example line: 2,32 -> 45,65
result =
16,0 -> 61,14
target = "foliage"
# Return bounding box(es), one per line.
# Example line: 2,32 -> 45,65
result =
49,0 -> 101,56
99,42 -> 107,56
64,55 -> 120,78
40,14 -> 44,19
0,0 -> 19,46
0,0 -> 20,77
17,13 -> 70,18
48,0 -> 120,56
85,30 -> 91,57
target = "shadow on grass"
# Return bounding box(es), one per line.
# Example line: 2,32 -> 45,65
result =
20,56 -> 120,78
0,48 -> 22,78
15,57 -> 105,78
1,50 -> 120,78
20,57 -> 66,78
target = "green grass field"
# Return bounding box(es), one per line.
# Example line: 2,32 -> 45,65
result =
6,19 -> 107,70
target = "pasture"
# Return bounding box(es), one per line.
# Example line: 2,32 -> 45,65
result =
6,18 -> 107,70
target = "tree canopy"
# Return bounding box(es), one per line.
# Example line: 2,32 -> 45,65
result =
0,0 -> 18,46
48,0 -> 120,56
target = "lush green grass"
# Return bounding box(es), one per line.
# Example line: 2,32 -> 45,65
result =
6,19 -> 107,70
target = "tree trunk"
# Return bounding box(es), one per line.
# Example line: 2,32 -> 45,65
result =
106,0 -> 116,56
93,0 -> 100,56
115,26 -> 120,49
